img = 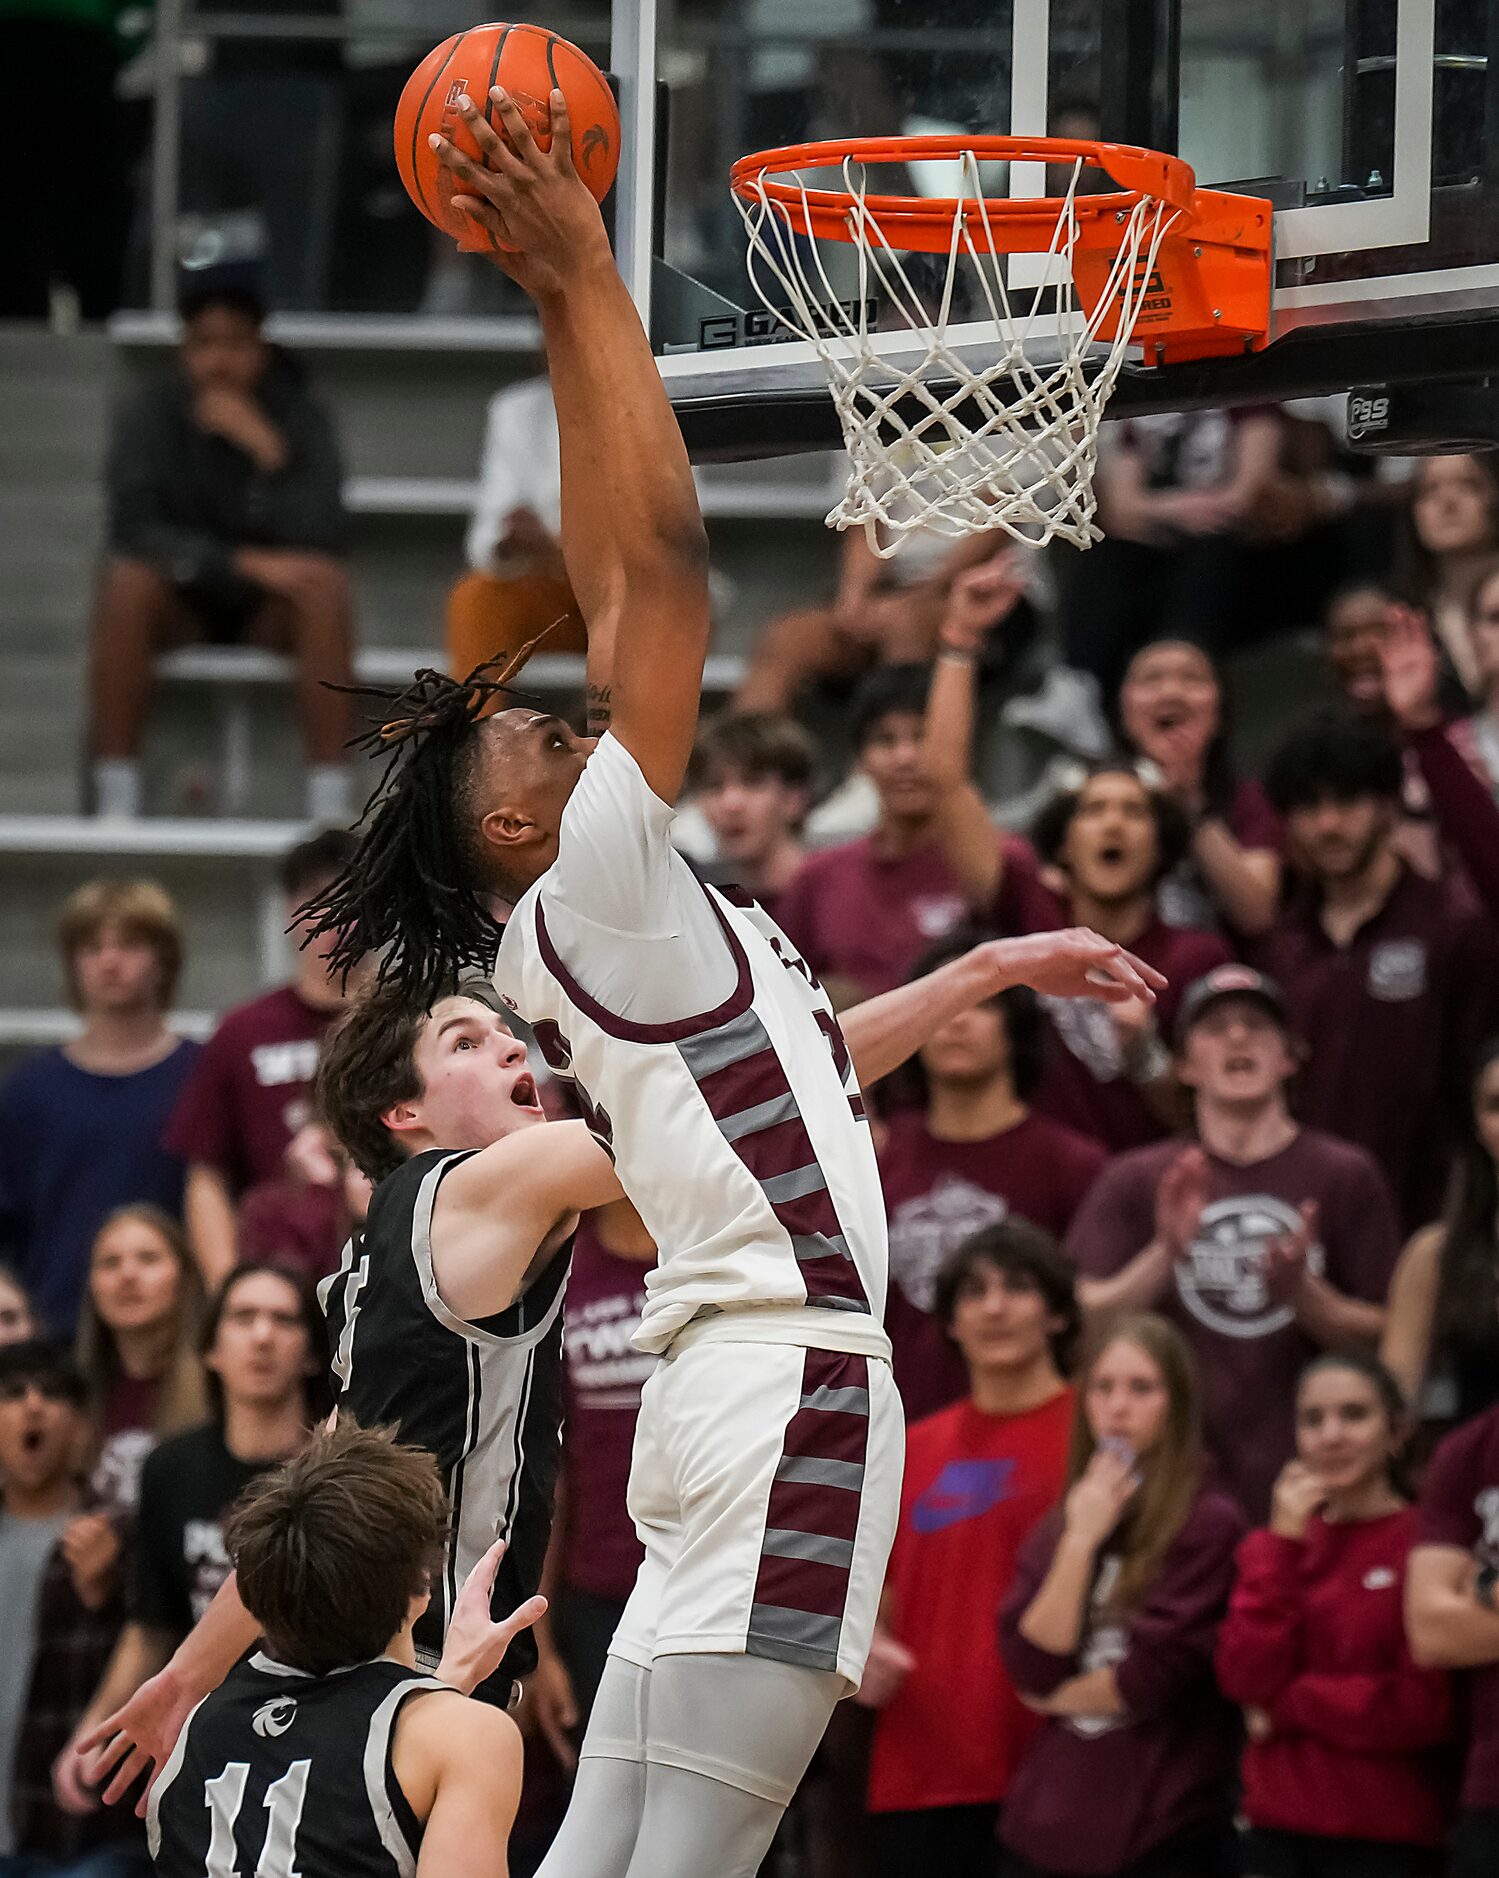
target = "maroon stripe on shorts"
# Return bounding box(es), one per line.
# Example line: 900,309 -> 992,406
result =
746,1350 -> 870,1673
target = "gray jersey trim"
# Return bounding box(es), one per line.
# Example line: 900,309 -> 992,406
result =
144,1690 -> 213,1858
409,1154 -> 568,1351
361,1676 -> 450,1878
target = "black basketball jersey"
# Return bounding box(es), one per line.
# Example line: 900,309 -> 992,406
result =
148,1652 -> 446,1878
319,1150 -> 569,1703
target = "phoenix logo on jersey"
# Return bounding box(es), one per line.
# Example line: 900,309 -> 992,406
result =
252,1697 -> 298,1739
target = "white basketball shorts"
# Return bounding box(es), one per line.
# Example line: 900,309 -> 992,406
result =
609,1325 -> 904,1692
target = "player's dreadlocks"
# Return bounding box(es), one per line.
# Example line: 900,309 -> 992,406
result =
300,648 -> 542,1007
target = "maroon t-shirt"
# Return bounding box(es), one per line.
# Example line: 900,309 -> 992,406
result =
1417,1406 -> 1499,1810
776,834 -> 1034,1001
162,985 -> 338,1194
1064,1129 -> 1402,1520
1253,866 -> 1499,1229
236,1178 -> 345,1284
91,1372 -> 161,1519
880,1109 -> 1107,1420
999,1485 -> 1247,1876
992,860 -> 1233,1151
560,1219 -> 652,1603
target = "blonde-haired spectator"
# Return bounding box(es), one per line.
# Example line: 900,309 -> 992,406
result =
0,881 -> 199,1336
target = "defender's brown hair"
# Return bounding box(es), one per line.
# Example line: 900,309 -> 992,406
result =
226,1421 -> 449,1676
314,979 -> 504,1183
55,879 -> 183,1011
313,983 -> 431,1184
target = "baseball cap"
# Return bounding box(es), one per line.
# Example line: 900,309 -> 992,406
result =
1174,964 -> 1288,1049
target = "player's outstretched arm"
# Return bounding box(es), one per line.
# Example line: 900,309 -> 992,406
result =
436,89 -> 710,799
840,929 -> 1167,1088
70,1574 -> 260,1816
429,1119 -> 623,1321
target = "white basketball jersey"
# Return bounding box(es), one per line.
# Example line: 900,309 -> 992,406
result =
494,734 -> 889,1357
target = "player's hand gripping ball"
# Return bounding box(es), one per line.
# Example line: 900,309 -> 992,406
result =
395,23 -> 620,251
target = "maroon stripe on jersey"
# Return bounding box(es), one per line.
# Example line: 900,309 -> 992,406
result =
800,1263 -> 868,1309
774,1180 -> 867,1308
747,1351 -> 870,1675
693,1045 -> 789,1125
771,1184 -> 842,1239
734,1114 -> 822,1184
675,1004 -> 872,1316
533,886 -> 754,1043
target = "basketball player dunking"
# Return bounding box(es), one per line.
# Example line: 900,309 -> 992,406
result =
93,90 -> 1163,1876
319,90 -> 1164,1878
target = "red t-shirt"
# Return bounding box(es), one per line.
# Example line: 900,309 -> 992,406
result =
992,860 -> 1233,1151
777,834 -> 1034,1001
162,985 -> 338,1194
1253,866 -> 1499,1229
561,1220 -> 652,1603
1217,1512 -> 1453,1846
1065,1129 -> 1401,1520
1417,1406 -> 1499,1810
869,1387 -> 1074,1813
880,1110 -> 1106,1420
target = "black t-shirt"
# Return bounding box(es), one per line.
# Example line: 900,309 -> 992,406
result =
130,1425 -> 284,1640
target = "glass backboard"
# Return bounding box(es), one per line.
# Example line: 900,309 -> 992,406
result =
596,0 -> 1499,457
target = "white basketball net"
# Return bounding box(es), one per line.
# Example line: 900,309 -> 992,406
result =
735,151 -> 1182,555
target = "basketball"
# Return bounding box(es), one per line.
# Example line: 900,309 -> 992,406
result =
393,23 -> 619,252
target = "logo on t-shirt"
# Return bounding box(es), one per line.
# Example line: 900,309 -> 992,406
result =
1041,995 -> 1127,1082
250,1039 -> 321,1089
252,1697 -> 297,1739
90,1428 -> 156,1520
1476,1487 -> 1499,1563
911,894 -> 968,941
912,1458 -> 1016,1533
1069,1555 -> 1131,1738
1367,940 -> 1427,1003
1174,1193 -> 1326,1340
564,1290 -> 656,1410
1362,1567 -> 1397,1591
887,1176 -> 1012,1311
185,1518 -> 233,1625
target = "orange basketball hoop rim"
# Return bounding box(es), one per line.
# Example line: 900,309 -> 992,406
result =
730,135 -> 1273,366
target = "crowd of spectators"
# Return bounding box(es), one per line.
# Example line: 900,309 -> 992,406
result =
23,286 -> 1499,1873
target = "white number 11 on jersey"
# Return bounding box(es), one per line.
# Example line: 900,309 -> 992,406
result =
205,1759 -> 311,1877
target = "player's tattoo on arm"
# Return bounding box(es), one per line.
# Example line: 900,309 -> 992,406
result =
586,683 -> 613,736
